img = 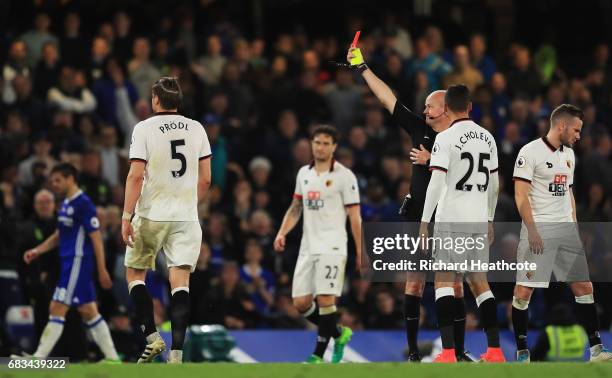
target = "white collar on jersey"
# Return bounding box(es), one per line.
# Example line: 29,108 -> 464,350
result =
66,190 -> 83,202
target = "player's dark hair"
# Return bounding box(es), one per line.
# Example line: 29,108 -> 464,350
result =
152,77 -> 182,110
444,84 -> 471,113
311,125 -> 338,144
550,104 -> 583,126
51,163 -> 78,180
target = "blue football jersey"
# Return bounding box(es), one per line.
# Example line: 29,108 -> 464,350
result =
57,191 -> 100,259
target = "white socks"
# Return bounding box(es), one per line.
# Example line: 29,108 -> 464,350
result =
85,314 -> 120,360
34,316 -> 65,358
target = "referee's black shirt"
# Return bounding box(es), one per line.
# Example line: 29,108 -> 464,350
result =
392,101 -> 437,221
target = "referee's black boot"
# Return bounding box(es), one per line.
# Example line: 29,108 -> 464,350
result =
456,350 -> 476,362
407,352 -> 421,362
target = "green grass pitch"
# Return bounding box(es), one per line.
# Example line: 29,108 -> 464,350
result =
4,362 -> 612,378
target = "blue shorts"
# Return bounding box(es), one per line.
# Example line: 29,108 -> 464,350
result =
52,255 -> 96,306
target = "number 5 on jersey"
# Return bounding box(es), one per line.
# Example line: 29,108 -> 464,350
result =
170,139 -> 186,178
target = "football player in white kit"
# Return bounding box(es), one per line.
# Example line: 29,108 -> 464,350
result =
274,125 -> 362,364
511,104 -> 612,363
420,85 -> 505,363
121,77 -> 212,363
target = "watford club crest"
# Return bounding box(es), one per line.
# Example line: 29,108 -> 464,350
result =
325,180 -> 333,187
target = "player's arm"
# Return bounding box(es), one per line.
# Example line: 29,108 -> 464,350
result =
273,198 -> 303,252
514,180 -> 543,253
89,230 -> 112,289
570,188 -> 577,223
346,204 -> 362,272
487,171 -> 499,244
198,156 -> 212,202
347,47 -> 396,112
275,169 -> 306,252
421,169 -> 446,224
124,160 -> 145,215
274,197 -> 304,252
23,230 -> 59,264
122,160 -> 145,247
419,169 -> 445,249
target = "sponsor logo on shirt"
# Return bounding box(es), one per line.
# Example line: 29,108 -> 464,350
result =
548,174 -> 568,196
305,191 -> 324,210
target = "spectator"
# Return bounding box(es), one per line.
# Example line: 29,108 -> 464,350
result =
33,41 -> 61,99
505,46 -> 542,98
79,150 -> 112,206
205,212 -> 236,272
2,40 -> 30,105
60,12 -> 88,69
20,13 -> 59,67
240,239 -> 276,316
406,37 -> 452,92
98,125 -> 127,189
89,37 -> 111,83
443,45 -> 483,92
470,33 -> 496,81
190,242 -> 214,324
204,261 -> 258,329
128,38 -> 160,101
367,290 -> 403,329
203,114 -> 228,190
112,12 -> 133,64
47,66 -> 97,114
18,134 -> 56,186
17,189 -> 58,337
12,74 -> 48,132
324,69 -> 361,132
93,58 -> 138,125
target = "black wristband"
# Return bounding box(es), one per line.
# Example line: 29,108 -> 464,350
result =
357,63 -> 369,74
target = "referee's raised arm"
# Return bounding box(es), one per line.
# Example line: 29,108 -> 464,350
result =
347,47 -> 424,136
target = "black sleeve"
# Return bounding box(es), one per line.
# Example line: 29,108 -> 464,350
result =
530,331 -> 550,361
391,101 -> 427,137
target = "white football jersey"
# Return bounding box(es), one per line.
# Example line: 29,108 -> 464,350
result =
293,161 -> 360,256
513,137 -> 575,223
129,112 -> 212,222
429,118 -> 499,225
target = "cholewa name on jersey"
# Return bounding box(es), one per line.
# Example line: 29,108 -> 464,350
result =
429,118 -> 499,224
293,160 -> 360,256
129,112 -> 212,222
513,137 -> 575,222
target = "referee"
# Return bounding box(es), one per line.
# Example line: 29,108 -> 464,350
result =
347,47 -> 472,362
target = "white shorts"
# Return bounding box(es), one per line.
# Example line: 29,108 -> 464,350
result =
291,253 -> 346,297
124,215 -> 202,272
431,229 -> 490,273
516,231 -> 589,288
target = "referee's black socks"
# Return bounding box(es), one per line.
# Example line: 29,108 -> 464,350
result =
170,287 -> 191,350
476,290 -> 500,348
454,297 -> 466,355
404,294 -> 420,354
313,305 -> 341,357
128,280 -> 158,339
435,288 -> 456,350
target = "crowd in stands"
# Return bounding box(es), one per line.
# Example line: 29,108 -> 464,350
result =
0,2 -> 610,358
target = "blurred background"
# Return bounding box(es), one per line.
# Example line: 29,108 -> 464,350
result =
0,0 -> 611,361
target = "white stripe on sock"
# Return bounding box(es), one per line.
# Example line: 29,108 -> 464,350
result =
475,290 -> 495,307
435,287 -> 454,300
88,316 -> 119,360
171,286 -> 189,296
